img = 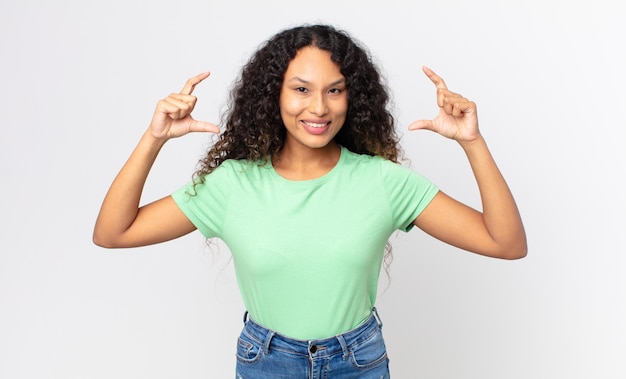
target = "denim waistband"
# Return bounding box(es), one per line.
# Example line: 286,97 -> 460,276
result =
241,308 -> 383,359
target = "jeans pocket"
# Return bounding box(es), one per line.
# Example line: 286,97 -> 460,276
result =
349,328 -> 389,369
235,332 -> 263,363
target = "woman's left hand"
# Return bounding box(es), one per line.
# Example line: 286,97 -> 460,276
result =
408,66 -> 480,143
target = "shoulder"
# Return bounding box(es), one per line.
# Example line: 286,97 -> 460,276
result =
340,147 -> 409,175
196,159 -> 275,192
201,158 -> 270,178
340,147 -> 385,168
175,159 -> 265,200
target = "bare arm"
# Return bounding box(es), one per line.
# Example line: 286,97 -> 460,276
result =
93,72 -> 220,248
409,67 -> 527,259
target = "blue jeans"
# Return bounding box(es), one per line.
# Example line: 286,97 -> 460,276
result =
235,308 -> 390,379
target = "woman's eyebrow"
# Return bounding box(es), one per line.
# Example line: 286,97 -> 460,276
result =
287,76 -> 346,86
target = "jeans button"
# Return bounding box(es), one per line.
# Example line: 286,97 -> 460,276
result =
309,345 -> 318,354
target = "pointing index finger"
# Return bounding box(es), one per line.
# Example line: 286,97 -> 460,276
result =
422,66 -> 448,90
180,71 -> 211,95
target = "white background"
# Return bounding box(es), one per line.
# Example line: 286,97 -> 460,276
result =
1,0 -> 624,378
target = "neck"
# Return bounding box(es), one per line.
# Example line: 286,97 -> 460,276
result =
273,142 -> 341,180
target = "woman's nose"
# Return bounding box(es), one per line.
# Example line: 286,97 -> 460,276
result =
308,92 -> 328,115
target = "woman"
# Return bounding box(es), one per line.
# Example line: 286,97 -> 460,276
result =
93,24 -> 526,378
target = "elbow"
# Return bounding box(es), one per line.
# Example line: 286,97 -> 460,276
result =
499,239 -> 528,260
475,235 -> 527,260
92,229 -> 120,249
515,244 -> 528,259
492,227 -> 528,260
502,248 -> 527,260
92,234 -> 112,249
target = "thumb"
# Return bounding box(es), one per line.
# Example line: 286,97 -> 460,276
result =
188,119 -> 220,134
408,119 -> 434,132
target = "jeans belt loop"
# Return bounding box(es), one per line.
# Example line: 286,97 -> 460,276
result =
336,334 -> 349,360
263,330 -> 275,355
372,307 -> 383,328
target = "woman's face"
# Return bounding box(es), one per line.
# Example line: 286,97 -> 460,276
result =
279,46 -> 348,152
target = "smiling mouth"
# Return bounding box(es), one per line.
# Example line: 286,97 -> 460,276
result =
302,121 -> 329,128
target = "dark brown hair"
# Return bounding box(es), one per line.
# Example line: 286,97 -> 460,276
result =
193,24 -> 400,180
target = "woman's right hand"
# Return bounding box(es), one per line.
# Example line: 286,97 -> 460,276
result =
93,72 -> 220,248
149,72 -> 220,140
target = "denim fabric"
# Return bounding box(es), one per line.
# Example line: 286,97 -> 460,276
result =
235,308 -> 390,379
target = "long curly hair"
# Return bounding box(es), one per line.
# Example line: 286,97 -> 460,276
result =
193,24 -> 401,180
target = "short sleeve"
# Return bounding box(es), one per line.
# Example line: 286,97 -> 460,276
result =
171,162 -> 233,238
380,159 -> 439,232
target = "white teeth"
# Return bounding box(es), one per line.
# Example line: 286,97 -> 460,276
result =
303,121 -> 327,128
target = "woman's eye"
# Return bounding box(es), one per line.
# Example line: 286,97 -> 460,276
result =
296,87 -> 307,93
329,88 -> 344,94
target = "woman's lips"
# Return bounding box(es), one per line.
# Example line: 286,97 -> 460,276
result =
301,120 -> 330,135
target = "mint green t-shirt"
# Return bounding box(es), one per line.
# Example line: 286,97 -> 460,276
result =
172,146 -> 438,339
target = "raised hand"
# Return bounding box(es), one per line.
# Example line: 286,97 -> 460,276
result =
408,66 -> 480,143
149,72 -> 220,140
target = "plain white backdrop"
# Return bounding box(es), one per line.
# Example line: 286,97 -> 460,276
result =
1,0 -> 624,378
